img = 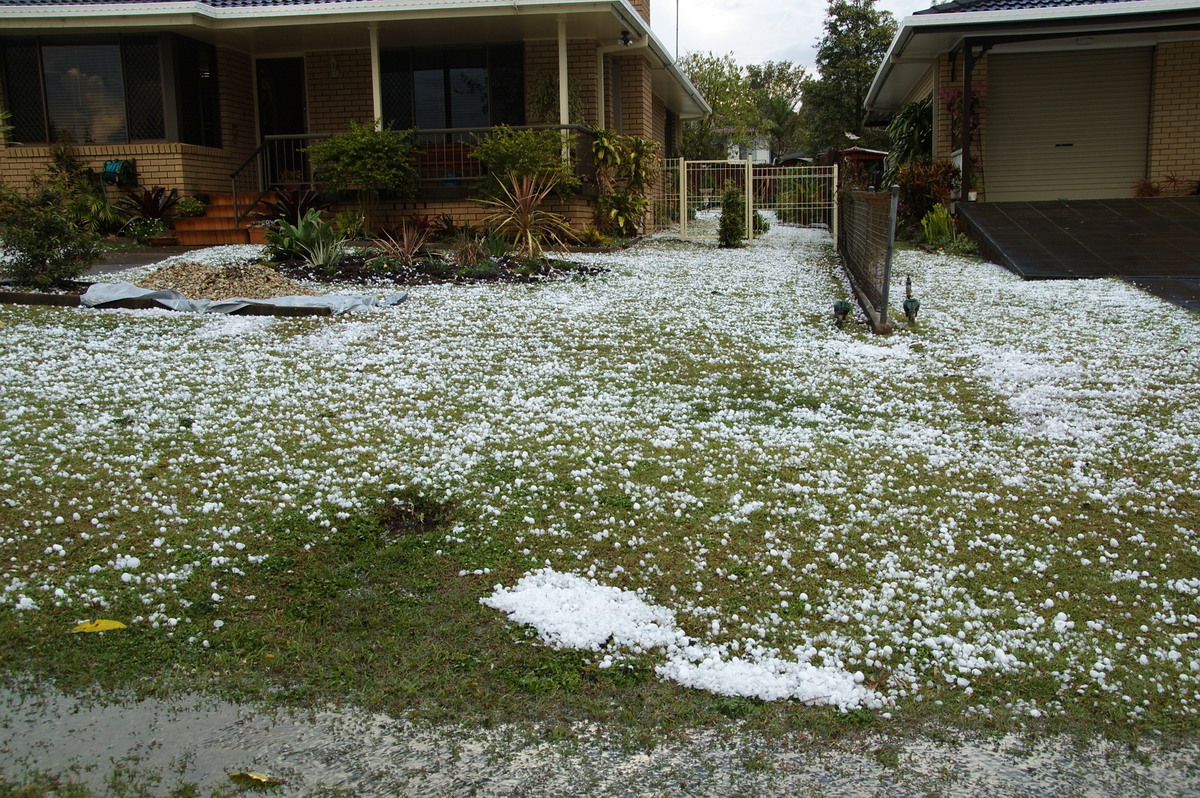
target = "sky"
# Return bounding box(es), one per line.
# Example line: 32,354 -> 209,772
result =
646,0 -> 936,74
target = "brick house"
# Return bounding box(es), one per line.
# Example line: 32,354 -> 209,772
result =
864,0 -> 1200,202
0,0 -> 708,240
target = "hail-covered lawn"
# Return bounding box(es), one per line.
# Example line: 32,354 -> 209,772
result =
1,225 -> 1198,741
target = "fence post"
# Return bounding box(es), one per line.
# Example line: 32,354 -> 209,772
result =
745,158 -> 754,244
679,160 -> 688,240
880,184 -> 900,328
831,163 -> 839,244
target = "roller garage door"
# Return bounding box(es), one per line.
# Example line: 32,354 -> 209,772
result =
985,48 -> 1152,201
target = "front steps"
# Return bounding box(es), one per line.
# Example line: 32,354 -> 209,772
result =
173,192 -> 272,247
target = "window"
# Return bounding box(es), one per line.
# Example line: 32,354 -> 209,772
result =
381,44 -> 523,135
1,35 -> 217,146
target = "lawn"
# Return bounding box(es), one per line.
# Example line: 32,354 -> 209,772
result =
2,223 -> 1199,779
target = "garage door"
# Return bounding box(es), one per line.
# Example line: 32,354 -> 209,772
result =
985,48 -> 1151,201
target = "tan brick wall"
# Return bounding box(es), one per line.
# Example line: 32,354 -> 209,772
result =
1148,40 -> 1200,194
306,49 -> 376,134
525,39 -> 601,127
934,50 -> 988,194
617,53 -> 654,140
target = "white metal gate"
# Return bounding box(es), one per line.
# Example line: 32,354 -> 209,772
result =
649,159 -> 837,242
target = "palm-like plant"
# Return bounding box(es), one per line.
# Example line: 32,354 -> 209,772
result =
478,173 -> 574,259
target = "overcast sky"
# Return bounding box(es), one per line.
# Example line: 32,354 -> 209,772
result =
646,0 -> 935,73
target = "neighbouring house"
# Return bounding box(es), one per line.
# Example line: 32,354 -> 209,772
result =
0,0 -> 709,242
864,0 -> 1200,202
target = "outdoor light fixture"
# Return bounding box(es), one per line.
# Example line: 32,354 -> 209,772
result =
619,30 -> 634,46
903,276 -> 921,323
833,299 -> 852,327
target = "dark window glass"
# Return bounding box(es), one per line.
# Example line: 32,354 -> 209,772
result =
446,48 -> 487,129
175,36 -> 220,147
41,43 -> 126,144
122,37 -> 164,140
381,43 -> 524,135
489,44 -> 524,127
2,40 -> 47,143
380,50 -> 412,130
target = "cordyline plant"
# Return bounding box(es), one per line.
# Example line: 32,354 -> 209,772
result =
478,173 -> 574,260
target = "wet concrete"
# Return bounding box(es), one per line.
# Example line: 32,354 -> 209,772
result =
3,682 -> 1200,796
87,246 -> 203,276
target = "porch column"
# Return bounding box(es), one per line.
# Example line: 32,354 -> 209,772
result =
370,23 -> 383,126
557,15 -> 570,159
961,39 -> 974,198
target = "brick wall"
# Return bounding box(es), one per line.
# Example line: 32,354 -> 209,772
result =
1148,40 -> 1200,193
525,39 -> 601,126
306,49 -> 375,133
934,50 -> 989,195
628,0 -> 650,23
617,54 -> 654,139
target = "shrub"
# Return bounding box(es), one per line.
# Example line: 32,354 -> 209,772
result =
919,204 -> 955,244
177,196 -> 206,217
718,185 -> 746,248
371,223 -> 428,269
121,217 -> 166,244
472,126 -> 580,198
256,188 -> 329,227
597,192 -> 647,238
119,186 -> 180,223
0,181 -> 102,288
307,120 -> 419,232
896,159 -> 959,236
478,173 -> 573,259
753,210 -> 770,235
265,208 -> 345,267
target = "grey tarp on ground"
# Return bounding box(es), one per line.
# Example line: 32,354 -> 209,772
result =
80,282 -> 408,314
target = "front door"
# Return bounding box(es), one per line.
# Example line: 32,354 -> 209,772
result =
256,57 -> 307,185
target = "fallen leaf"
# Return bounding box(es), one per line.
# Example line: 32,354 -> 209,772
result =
70,619 -> 127,633
228,772 -> 283,787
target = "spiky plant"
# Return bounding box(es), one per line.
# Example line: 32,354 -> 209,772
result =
478,173 -> 574,260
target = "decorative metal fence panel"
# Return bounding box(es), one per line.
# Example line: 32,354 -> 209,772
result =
648,160 -> 837,243
836,185 -> 899,330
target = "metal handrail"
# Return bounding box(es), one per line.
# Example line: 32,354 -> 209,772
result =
228,125 -> 598,224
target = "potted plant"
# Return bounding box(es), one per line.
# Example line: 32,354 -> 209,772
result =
177,196 -> 206,217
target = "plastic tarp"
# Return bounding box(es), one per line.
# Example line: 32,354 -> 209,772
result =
80,282 -> 407,315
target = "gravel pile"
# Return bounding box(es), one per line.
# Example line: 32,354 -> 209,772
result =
139,261 -> 316,300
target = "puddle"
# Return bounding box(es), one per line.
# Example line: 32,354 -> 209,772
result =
3,681 -> 1200,796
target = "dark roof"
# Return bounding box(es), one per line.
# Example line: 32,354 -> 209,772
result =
0,0 -> 367,6
916,0 -> 1147,15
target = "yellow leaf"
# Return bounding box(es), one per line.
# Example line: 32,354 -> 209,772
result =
70,619 -> 127,633
228,772 -> 283,787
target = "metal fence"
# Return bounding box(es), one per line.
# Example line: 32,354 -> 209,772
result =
647,159 -> 837,242
836,185 -> 899,332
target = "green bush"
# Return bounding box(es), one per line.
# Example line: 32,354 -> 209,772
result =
472,126 -> 580,198
753,210 -> 770,235
896,159 -> 959,236
919,204 -> 955,243
307,120 -> 419,232
121,216 -> 166,244
265,208 -> 346,269
0,181 -> 102,288
718,185 -> 746,248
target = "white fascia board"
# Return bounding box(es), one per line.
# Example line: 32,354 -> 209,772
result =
866,0 -> 1200,110
0,0 -> 615,21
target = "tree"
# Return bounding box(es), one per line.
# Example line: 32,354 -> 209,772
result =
801,0 -> 897,154
746,61 -> 808,159
678,52 -> 757,160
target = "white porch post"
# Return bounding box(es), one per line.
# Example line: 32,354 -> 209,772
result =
557,16 -> 569,159
369,22 -> 383,126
